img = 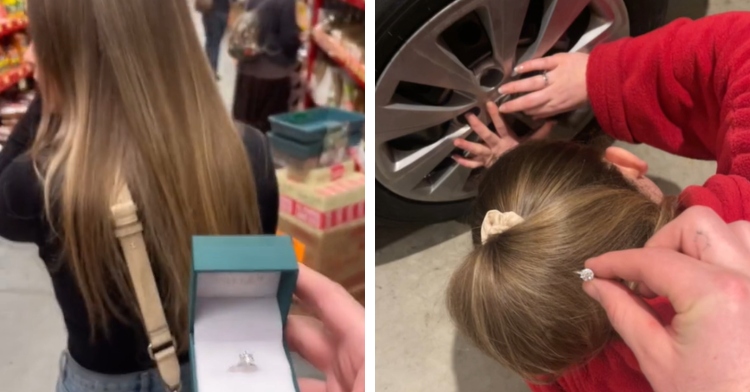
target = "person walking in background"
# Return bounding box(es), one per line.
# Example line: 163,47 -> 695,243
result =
233,0 -> 301,132
200,0 -> 231,79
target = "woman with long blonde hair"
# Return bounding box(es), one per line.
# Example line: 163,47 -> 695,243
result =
0,0 -> 278,390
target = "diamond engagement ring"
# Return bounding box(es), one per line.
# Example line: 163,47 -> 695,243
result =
577,268 -> 595,282
541,71 -> 549,87
228,351 -> 258,373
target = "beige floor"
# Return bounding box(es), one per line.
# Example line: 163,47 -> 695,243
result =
375,1 -> 750,391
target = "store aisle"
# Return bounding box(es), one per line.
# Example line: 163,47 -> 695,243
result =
0,7 -> 319,391
0,240 -> 63,391
191,7 -> 237,110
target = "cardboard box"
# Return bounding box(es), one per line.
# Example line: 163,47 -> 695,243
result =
276,166 -> 364,304
277,214 -> 364,304
190,236 -> 300,392
278,169 -> 365,231
284,160 -> 357,184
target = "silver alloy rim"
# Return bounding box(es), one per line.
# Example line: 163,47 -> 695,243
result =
375,0 -> 629,203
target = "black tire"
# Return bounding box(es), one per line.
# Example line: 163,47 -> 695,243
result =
375,0 -> 669,224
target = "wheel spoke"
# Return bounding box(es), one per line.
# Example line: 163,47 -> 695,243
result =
570,20 -> 612,53
476,0 -> 530,74
391,127 -> 473,192
571,0 -> 629,53
376,98 -> 477,143
517,0 -> 591,64
432,163 -> 473,194
389,31 -> 479,94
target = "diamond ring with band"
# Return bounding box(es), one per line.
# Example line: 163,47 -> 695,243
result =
541,71 -> 549,87
228,351 -> 258,373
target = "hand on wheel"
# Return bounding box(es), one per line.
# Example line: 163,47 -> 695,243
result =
583,207 -> 750,392
452,101 -> 554,169
497,53 -> 590,118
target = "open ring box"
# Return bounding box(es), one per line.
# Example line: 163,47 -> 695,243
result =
190,235 -> 300,391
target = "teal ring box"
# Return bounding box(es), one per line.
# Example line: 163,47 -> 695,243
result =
190,235 -> 301,391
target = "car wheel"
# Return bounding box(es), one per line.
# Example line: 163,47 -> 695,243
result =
375,0 -> 669,224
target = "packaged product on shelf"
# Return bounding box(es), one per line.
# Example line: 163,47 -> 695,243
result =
1,0 -> 23,17
20,89 -> 35,103
13,33 -> 28,57
310,54 -> 364,112
1,100 -> 27,122
0,46 -> 9,72
296,0 -> 310,32
6,44 -> 19,66
353,140 -> 364,172
330,23 -> 364,64
318,124 -> 349,166
0,124 -> 10,143
310,57 -> 343,108
339,76 -> 364,112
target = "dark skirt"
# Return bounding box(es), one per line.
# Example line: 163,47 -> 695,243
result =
232,73 -> 292,133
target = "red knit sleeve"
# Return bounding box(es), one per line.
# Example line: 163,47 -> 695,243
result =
587,12 -> 750,222
526,382 -> 565,392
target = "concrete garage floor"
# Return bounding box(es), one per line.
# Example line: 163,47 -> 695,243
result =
0,6 -> 321,391
375,1 -> 750,391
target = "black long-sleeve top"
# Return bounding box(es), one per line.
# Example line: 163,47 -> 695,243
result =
0,97 -> 280,374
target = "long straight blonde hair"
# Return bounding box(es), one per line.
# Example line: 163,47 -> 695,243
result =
27,0 -> 261,351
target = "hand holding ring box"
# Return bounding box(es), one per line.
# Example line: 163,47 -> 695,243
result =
190,235 -> 301,391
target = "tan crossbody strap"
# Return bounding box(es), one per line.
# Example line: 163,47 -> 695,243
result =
111,185 -> 181,392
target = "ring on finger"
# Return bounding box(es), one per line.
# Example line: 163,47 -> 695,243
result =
541,71 -> 549,87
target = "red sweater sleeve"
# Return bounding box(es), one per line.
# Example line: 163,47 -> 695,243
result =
523,298 -> 675,392
587,13 -> 750,222
527,382 -> 565,392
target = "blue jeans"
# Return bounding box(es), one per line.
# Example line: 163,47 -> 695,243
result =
202,10 -> 229,74
56,351 -> 194,392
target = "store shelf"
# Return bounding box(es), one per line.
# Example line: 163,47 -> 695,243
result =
0,64 -> 32,93
312,26 -> 364,89
0,16 -> 27,38
341,0 -> 365,10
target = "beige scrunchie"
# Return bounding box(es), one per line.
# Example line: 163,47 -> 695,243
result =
480,210 -> 525,244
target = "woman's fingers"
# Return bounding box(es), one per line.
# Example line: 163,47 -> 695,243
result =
728,220 -> 750,253
498,91 -> 551,114
453,138 -> 489,157
297,378 -> 327,392
516,102 -> 551,118
589,206 -> 750,308
513,56 -> 557,75
485,101 -> 509,139
524,103 -> 570,118
582,278 -> 673,368
586,247 -> 713,313
646,206 -> 750,276
498,74 -> 548,95
526,121 -> 555,141
466,113 -> 501,148
451,155 -> 485,169
294,263 -> 364,339
286,315 -> 335,371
